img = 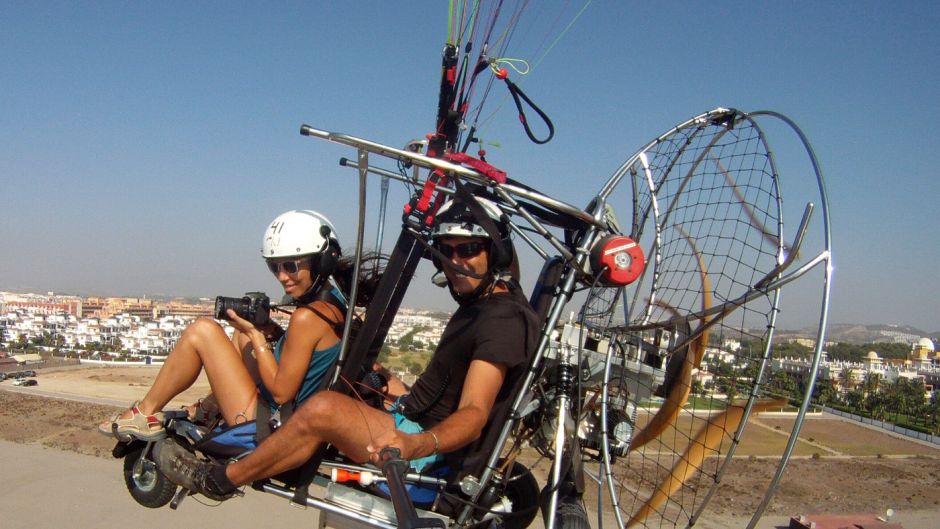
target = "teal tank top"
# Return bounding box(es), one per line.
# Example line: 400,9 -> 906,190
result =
259,287 -> 346,410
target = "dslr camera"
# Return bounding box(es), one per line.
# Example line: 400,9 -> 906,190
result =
214,292 -> 271,326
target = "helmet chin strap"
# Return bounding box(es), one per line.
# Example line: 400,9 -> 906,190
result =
446,269 -> 514,305
293,273 -> 330,306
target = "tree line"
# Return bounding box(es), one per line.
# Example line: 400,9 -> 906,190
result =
769,340 -> 915,361
763,369 -> 940,435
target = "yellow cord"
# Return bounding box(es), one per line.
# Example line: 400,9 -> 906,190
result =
489,57 -> 530,76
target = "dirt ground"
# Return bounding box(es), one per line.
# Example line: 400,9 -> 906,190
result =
0,365 -> 209,458
1,366 -> 939,527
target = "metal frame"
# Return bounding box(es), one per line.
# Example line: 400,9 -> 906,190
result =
293,106 -> 832,529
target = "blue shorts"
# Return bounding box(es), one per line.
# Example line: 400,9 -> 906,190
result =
389,403 -> 444,472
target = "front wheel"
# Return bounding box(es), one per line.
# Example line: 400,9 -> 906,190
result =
554,499 -> 590,529
123,444 -> 177,508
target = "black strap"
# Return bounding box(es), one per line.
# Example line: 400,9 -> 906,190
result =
504,78 -> 554,144
293,304 -> 344,336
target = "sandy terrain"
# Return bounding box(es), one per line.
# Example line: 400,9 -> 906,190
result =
1,366 -> 939,528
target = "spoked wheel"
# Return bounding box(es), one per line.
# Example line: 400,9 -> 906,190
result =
123,443 -> 178,508
578,109 -> 832,528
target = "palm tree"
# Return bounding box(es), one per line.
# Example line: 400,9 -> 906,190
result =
927,393 -> 940,436
837,367 -> 857,392
861,372 -> 881,396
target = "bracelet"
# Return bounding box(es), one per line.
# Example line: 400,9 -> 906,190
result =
427,430 -> 440,455
252,341 -> 270,359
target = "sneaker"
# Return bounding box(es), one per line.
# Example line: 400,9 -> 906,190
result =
97,401 -> 166,442
153,439 -> 235,501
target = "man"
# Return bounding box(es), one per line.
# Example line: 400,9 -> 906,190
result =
156,197 -> 538,500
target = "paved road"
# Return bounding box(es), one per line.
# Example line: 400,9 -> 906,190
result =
1,383 -> 128,408
5,440 -> 935,529
0,440 -> 321,529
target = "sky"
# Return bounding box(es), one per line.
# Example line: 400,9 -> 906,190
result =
2,2 -> 938,332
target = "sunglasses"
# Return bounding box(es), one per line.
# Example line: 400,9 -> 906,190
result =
436,240 -> 488,259
266,258 -> 307,275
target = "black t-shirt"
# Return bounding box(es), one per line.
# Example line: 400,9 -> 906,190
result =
399,288 -> 538,477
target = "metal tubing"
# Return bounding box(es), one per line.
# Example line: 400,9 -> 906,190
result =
492,186 -> 575,261
619,250 -> 829,333
259,481 -> 398,529
746,110 -> 834,529
341,158 -> 422,187
754,202 -> 814,290
302,124 -> 599,228
688,284 -> 784,528
498,182 -> 601,227
545,393 -> 571,529
376,176 -> 390,247
595,109 -> 734,200
600,343 -> 626,529
302,125 -> 481,179
335,149 -> 368,372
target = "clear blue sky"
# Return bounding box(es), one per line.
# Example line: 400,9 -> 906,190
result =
2,2 -> 938,332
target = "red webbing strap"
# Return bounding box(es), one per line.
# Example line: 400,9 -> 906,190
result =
402,169 -> 450,228
445,152 -> 507,184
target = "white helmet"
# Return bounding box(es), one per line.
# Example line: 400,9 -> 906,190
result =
261,210 -> 338,259
431,197 -> 506,239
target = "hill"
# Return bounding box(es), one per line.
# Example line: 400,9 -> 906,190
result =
776,323 -> 937,345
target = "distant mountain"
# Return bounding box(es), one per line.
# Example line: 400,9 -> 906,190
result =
823,323 -> 933,345
771,323 -> 936,345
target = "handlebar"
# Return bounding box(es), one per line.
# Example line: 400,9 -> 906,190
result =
379,448 -> 445,529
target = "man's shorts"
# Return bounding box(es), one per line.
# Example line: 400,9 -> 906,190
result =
389,402 -> 444,472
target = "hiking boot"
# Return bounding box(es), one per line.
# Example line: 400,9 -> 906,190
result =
153,439 -> 236,501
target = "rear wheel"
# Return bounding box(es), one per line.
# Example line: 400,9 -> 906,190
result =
500,461 -> 540,529
123,444 -> 177,508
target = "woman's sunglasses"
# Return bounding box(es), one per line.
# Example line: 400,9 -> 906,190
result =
436,240 -> 488,259
266,258 -> 306,275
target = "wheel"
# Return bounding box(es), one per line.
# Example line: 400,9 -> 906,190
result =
500,461 -> 540,529
540,477 -> 590,529
123,444 -> 177,508
555,499 -> 590,529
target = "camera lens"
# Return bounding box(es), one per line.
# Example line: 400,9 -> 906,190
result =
214,296 -> 248,321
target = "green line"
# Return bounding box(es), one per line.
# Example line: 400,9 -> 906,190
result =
448,0 -> 454,44
532,0 -> 593,72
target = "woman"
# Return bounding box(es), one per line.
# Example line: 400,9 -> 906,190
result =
99,209 -> 377,441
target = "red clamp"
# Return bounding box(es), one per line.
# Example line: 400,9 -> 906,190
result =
445,152 -> 507,184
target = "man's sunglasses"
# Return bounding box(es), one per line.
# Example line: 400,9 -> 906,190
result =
266,258 -> 307,275
436,240 -> 488,259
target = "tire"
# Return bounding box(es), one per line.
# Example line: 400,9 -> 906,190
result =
501,461 -> 540,529
123,444 -> 177,508
554,499 -> 590,529
541,481 -> 591,529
